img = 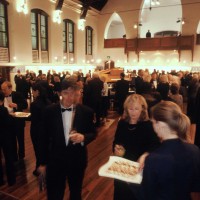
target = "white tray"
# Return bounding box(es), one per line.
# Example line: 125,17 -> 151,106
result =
14,112 -> 31,118
98,156 -> 143,184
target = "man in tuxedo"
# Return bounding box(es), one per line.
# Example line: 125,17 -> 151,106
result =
114,72 -> 129,115
86,72 -> 103,127
0,91 -> 16,186
38,81 -> 96,200
1,81 -> 28,160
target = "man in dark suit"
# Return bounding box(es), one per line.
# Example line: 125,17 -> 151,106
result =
38,81 -> 96,200
1,81 -> 28,160
86,72 -> 103,127
0,91 -> 16,186
135,69 -> 144,94
114,72 -> 129,115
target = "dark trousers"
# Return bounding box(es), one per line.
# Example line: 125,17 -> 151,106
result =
114,180 -> 137,200
14,119 -> 25,159
0,139 -> 16,185
46,148 -> 86,200
31,133 -> 40,169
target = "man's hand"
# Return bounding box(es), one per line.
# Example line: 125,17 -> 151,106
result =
114,144 -> 126,157
38,165 -> 46,177
9,103 -> 17,108
69,133 -> 84,144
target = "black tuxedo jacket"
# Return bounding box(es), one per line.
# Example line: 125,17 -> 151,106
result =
39,103 -> 96,167
11,91 -> 28,112
115,79 -> 129,101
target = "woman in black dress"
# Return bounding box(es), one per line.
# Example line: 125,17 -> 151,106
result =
113,94 -> 160,200
30,83 -> 51,176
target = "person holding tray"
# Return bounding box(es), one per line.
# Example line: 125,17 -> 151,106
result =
133,101 -> 200,200
113,94 -> 160,200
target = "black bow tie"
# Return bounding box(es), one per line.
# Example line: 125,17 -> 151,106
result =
61,108 -> 72,112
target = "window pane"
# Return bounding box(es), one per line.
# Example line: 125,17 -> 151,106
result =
0,32 -> 7,47
0,4 -> 5,17
41,26 -> 46,37
31,12 -> 36,23
31,24 -> 37,36
0,17 -> 5,32
40,15 -> 46,26
69,43 -> 73,53
63,42 -> 66,52
32,37 -> 37,49
69,23 -> 72,32
41,38 -> 47,50
68,33 -> 73,42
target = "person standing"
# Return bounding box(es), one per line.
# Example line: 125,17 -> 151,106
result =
114,72 -> 129,115
1,81 -> 28,160
0,91 -> 16,186
101,76 -> 109,123
113,94 -> 160,200
146,30 -> 151,38
87,72 -> 103,127
133,101 -> 200,200
30,83 -> 51,176
38,81 -> 96,200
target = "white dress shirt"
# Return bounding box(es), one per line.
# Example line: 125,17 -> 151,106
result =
61,104 -> 74,146
4,96 -> 14,113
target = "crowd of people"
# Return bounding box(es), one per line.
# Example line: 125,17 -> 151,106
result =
0,67 -> 200,199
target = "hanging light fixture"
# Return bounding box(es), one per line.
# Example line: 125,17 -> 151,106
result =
176,18 -> 185,25
16,0 -> 28,14
53,10 -> 62,24
78,19 -> 85,31
150,0 -> 160,9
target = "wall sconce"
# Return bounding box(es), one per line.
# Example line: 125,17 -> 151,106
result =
176,18 -> 185,25
13,56 -> 17,62
78,19 -> 85,31
54,56 -> 58,62
53,10 -> 62,24
16,0 -> 28,14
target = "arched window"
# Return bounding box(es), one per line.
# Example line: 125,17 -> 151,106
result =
63,19 -> 75,64
31,9 -> 49,63
63,19 -> 74,53
85,26 -> 93,55
0,0 -> 9,62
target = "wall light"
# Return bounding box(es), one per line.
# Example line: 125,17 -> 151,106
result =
16,0 -> 28,14
78,19 -> 85,31
53,10 -> 62,24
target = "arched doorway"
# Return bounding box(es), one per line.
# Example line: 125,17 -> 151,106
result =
104,12 -> 126,39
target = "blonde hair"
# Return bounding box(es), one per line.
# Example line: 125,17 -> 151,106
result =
151,101 -> 190,141
123,94 -> 149,122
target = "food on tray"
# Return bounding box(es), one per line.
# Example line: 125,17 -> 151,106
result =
107,160 -> 139,177
98,156 -> 142,184
14,112 -> 31,118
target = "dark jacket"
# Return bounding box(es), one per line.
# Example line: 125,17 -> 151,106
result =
137,139 -> 200,200
39,103 -> 96,166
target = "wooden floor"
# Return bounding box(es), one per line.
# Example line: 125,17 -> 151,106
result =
0,111 -> 118,200
0,110 -> 200,200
